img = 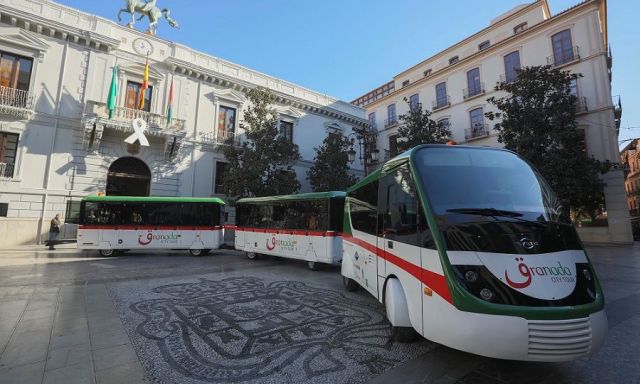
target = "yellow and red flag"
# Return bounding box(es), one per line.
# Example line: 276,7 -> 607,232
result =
138,56 -> 149,110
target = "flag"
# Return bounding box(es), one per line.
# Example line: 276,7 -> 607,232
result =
107,64 -> 118,119
166,76 -> 174,124
138,56 -> 149,110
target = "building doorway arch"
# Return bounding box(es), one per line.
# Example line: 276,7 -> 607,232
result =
106,157 -> 151,196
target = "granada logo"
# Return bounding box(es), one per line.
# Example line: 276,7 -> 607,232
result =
138,232 -> 181,246
265,236 -> 297,251
504,257 -> 572,289
266,236 -> 276,251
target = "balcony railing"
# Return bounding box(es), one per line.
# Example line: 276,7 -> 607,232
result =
465,124 -> 490,140
499,73 -> 519,84
0,162 -> 15,179
463,83 -> 485,100
384,118 -> 398,128
575,96 -> 588,113
432,96 -> 451,111
0,86 -> 35,118
84,101 -> 187,133
546,46 -> 580,67
200,130 -> 240,146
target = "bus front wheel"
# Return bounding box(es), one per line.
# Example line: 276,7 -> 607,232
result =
189,249 -> 205,257
307,261 -> 319,271
343,276 -> 359,292
99,249 -> 115,257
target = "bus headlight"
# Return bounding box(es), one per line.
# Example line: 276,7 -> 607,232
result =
465,270 -> 478,283
479,288 -> 495,302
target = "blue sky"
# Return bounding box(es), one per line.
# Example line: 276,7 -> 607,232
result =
55,0 -> 638,145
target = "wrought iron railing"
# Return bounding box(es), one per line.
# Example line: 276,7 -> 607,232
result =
499,73 -> 519,84
0,86 -> 35,117
465,124 -> 490,140
84,101 -> 186,131
0,162 -> 15,179
546,46 -> 580,67
575,96 -> 588,113
432,96 -> 450,111
200,130 -> 239,146
384,118 -> 398,128
463,83 -> 485,100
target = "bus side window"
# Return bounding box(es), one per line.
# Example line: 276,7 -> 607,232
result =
348,180 -> 379,236
381,164 -> 419,247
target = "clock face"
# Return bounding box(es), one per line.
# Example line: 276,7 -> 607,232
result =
132,38 -> 153,56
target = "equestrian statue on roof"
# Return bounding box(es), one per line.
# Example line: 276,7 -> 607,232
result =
118,0 -> 179,35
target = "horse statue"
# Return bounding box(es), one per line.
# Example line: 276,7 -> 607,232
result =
117,0 -> 179,35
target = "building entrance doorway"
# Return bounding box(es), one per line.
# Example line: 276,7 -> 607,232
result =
106,157 -> 151,196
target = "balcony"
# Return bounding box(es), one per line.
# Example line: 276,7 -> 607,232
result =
384,118 -> 398,128
84,101 -> 186,134
465,124 -> 490,141
575,96 -> 588,114
546,46 -> 581,67
498,73 -> 518,84
463,83 -> 485,100
200,130 -> 240,146
0,162 -> 15,180
432,96 -> 451,111
0,86 -> 35,119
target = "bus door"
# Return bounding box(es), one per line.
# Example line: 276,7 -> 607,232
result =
348,181 -> 379,297
380,164 -> 423,332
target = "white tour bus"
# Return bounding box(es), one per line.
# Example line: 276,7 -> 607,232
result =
341,145 -> 607,362
78,195 -> 225,256
234,192 -> 345,270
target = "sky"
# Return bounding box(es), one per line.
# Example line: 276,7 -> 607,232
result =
55,0 -> 638,146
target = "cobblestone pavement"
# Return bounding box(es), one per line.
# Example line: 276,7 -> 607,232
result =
0,244 -> 638,383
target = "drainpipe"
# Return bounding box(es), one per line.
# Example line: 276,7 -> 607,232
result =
37,41 -> 69,244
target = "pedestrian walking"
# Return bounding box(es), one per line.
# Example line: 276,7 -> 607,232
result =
48,214 -> 61,250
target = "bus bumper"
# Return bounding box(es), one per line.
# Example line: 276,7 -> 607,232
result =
426,308 -> 607,362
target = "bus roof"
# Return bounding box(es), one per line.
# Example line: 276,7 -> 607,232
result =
236,191 -> 346,204
83,195 -> 226,204
347,144 -> 513,193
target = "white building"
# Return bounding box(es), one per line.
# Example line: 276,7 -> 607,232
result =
353,0 -> 630,244
0,0 -> 368,246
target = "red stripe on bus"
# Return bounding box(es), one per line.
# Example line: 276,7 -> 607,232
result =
78,225 -> 223,231
343,235 -> 453,304
233,227 -> 339,237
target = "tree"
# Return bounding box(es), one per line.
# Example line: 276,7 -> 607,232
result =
396,98 -> 451,153
485,65 -> 608,217
307,132 -> 358,192
221,87 -> 301,197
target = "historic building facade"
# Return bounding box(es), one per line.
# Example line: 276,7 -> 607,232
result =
0,0 -> 368,246
353,0 -> 630,244
620,139 -> 640,240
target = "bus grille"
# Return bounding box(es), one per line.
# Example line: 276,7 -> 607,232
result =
527,318 -> 592,360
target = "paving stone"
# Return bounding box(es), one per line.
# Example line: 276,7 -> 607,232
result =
43,361 -> 95,384
0,360 -> 45,384
90,328 -> 130,350
92,343 -> 138,371
25,300 -> 57,311
49,328 -> 91,351
0,335 -> 49,368
22,308 -> 56,321
95,362 -> 147,384
13,316 -> 54,335
88,316 -> 124,333
46,344 -> 92,372
53,316 -> 89,334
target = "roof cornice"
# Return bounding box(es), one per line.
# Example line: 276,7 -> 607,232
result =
166,57 -> 369,127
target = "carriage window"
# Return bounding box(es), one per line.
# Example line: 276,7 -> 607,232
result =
348,181 -> 379,236
380,164 -> 419,246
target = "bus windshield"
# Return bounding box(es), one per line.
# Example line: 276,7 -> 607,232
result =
414,147 -> 564,224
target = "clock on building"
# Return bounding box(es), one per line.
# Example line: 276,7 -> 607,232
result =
132,38 -> 153,56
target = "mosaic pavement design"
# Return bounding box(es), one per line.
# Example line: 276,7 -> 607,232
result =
111,276 -> 433,383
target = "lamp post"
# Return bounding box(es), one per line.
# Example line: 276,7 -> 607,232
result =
347,124 -> 379,175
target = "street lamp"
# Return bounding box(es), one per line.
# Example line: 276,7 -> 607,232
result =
347,147 -> 357,163
347,126 -> 379,175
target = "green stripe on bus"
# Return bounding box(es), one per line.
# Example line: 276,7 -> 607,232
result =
236,191 -> 345,204
83,196 -> 225,204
